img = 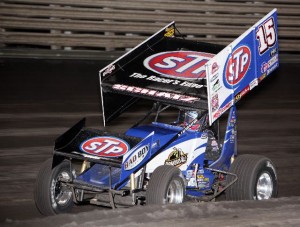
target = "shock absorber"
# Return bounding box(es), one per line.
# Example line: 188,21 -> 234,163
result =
80,160 -> 89,173
130,173 -> 136,205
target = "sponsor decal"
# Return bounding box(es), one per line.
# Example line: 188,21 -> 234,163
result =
211,94 -> 219,112
213,100 -> 233,120
197,168 -> 204,174
180,80 -> 204,89
268,54 -> 278,68
164,147 -> 187,167
249,78 -> 258,90
102,64 -> 115,77
211,62 -> 219,74
186,170 -> 194,179
230,118 -> 236,127
197,174 -> 210,188
230,134 -> 235,143
259,73 -> 267,82
188,178 -> 197,187
124,145 -> 149,170
213,110 -> 221,120
201,132 -> 208,139
197,175 -> 210,182
212,79 -> 221,92
261,62 -> 268,73
80,136 -> 129,157
234,86 -> 250,102
197,175 -> 210,188
224,45 -> 251,87
229,114 -> 236,127
164,26 -> 175,37
267,62 -> 278,75
270,48 -> 277,57
71,151 -> 101,160
144,51 -> 214,81
129,73 -> 203,88
210,73 -> 219,83
261,54 -> 278,74
112,84 -> 200,103
234,92 -> 241,102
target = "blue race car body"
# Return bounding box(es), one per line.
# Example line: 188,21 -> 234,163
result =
34,9 -> 279,215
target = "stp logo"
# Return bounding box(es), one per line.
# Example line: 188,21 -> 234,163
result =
225,46 -> 251,87
80,136 -> 129,157
144,51 -> 214,80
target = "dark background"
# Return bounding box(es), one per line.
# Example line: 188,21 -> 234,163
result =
0,58 -> 299,221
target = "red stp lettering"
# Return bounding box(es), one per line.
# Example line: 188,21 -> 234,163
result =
144,51 -> 214,80
80,137 -> 129,157
225,46 -> 251,86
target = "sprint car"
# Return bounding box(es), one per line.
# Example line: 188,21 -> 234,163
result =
34,9 -> 279,215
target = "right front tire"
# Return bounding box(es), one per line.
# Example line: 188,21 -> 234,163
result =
34,158 -> 74,215
146,165 -> 185,205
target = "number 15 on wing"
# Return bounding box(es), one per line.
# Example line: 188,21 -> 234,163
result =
256,17 -> 277,55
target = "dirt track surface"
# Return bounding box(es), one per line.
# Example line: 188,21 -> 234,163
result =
0,58 -> 300,225
3,197 -> 300,227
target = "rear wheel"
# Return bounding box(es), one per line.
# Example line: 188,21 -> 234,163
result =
34,158 -> 74,215
146,165 -> 185,205
226,154 -> 278,201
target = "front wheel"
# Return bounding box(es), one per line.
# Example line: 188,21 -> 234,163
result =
34,158 -> 74,215
226,154 -> 278,201
146,165 -> 185,205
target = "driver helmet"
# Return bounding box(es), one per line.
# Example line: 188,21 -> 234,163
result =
184,111 -> 198,124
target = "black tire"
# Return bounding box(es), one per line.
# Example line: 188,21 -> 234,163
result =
34,158 -> 74,215
226,154 -> 278,201
146,165 -> 185,205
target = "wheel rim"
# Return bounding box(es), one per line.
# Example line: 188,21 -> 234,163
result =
166,178 -> 184,204
51,171 -> 72,207
256,172 -> 273,200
